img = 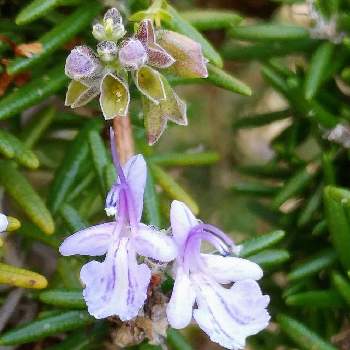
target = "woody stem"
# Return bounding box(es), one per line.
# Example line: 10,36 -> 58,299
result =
112,116 -> 135,165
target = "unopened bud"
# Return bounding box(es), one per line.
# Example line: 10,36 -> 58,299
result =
119,39 -> 148,70
97,41 -> 118,62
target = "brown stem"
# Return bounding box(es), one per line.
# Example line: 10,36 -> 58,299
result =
112,116 -> 135,165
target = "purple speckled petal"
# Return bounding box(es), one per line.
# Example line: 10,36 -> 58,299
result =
170,200 -> 198,247
133,224 -> 177,262
104,7 -> 122,26
192,275 -> 270,350
135,19 -> 156,45
201,254 -> 263,284
167,266 -> 196,329
59,222 -> 116,256
118,39 -> 148,70
65,46 -> 102,80
147,44 -> 175,69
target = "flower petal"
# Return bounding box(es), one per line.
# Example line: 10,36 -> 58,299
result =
100,73 -> 130,119
136,19 -> 156,45
170,200 -> 198,247
167,267 -> 196,329
142,77 -> 187,145
118,39 -> 148,71
157,30 -> 208,78
65,46 -> 102,80
65,80 -> 99,108
133,224 -> 177,262
114,238 -> 151,321
192,274 -> 270,349
59,222 -> 115,256
135,66 -> 166,104
201,254 -> 263,284
147,44 -> 175,69
0,213 -> 8,232
123,154 -> 147,222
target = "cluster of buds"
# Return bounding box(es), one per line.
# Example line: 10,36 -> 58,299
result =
65,8 -> 208,145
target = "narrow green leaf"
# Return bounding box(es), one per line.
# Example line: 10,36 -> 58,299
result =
322,152 -> 336,185
324,186 -> 350,270
0,64 -> 67,120
331,271 -> 350,306
144,167 -> 161,227
207,63 -> 251,96
233,109 -> 290,129
167,329 -> 192,350
39,289 -> 85,309
88,130 -> 109,196
21,106 -> 56,148
239,230 -> 285,257
66,171 -> 96,202
18,221 -> 60,248
0,263 -> 47,289
9,2 -> 101,74
57,257 -> 82,289
248,249 -> 290,268
0,311 -> 93,345
181,9 -> 242,30
16,0 -> 80,25
48,119 -> 102,214
60,204 -> 88,232
229,23 -> 309,42
297,184 -> 323,227
165,5 -> 223,67
0,129 -> 39,169
288,248 -> 337,281
286,290 -> 345,308
149,152 -> 219,167
0,160 -> 55,234
237,163 -> 290,178
277,314 -> 337,350
272,164 -> 319,210
232,182 -> 280,197
150,163 -> 199,215
304,42 -> 334,100
312,220 -> 327,236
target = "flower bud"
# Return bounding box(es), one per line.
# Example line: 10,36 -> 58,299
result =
97,41 -> 118,62
118,39 -> 148,70
103,8 -> 125,42
65,46 -> 102,81
92,23 -> 105,41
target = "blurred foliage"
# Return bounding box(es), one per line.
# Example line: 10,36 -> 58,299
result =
1,0 -> 350,349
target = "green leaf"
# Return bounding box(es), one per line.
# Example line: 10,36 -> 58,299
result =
286,290 -> 345,308
60,204 -> 88,232
304,42 -> 334,100
232,182 -> 280,197
0,129 -> 39,169
149,152 -> 219,167
207,63 -> 251,96
331,271 -> 350,307
229,23 -> 309,42
0,64 -> 67,120
297,184 -> 323,227
88,130 -> 109,196
150,163 -> 199,215
8,2 -> 101,74
16,0 -> 80,25
277,314 -> 337,350
167,329 -> 192,350
21,106 -> 56,148
233,109 -> 290,129
144,167 -> 161,227
165,5 -> 223,67
324,186 -> 350,270
0,311 -> 94,345
0,263 -> 47,289
48,119 -> 102,214
288,248 -> 337,281
181,9 -> 242,30
39,289 -> 85,309
239,230 -> 285,257
272,164 -> 319,210
0,160 -> 55,234
248,249 -> 290,268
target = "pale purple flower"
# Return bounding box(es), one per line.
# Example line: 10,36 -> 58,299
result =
97,41 -> 118,62
59,130 -> 177,320
118,19 -> 175,71
167,201 -> 270,350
